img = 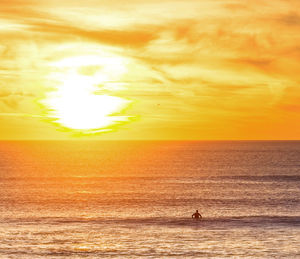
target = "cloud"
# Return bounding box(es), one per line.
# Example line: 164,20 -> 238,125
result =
29,21 -> 160,48
0,87 -> 36,110
277,12 -> 300,26
276,85 -> 300,112
0,89 -> 11,98
279,104 -> 300,112
0,0 -> 300,139
222,3 -> 248,11
226,58 -> 275,74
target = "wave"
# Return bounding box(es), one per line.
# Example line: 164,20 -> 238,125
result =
2,216 -> 300,229
218,175 -> 300,182
1,174 -> 299,182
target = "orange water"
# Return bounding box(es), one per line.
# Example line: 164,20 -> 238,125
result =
0,141 -> 299,258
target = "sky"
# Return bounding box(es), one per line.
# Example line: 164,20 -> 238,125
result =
0,0 -> 299,140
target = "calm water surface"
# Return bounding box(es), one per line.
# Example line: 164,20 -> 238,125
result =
0,141 -> 299,258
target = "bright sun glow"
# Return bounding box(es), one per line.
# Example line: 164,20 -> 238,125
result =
42,54 -> 131,133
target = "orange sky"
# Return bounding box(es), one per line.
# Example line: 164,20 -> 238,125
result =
0,0 -> 299,140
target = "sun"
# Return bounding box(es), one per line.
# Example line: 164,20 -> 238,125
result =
41,54 -> 132,134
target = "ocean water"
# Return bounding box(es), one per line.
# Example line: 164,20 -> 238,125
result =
0,141 -> 299,258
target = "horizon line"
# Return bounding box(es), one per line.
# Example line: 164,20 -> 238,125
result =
0,139 -> 299,142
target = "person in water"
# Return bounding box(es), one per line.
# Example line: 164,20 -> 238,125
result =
192,210 -> 202,219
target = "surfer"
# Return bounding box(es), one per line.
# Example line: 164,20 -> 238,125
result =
192,210 -> 202,219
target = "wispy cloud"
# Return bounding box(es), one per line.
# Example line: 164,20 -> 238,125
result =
0,0 -> 299,139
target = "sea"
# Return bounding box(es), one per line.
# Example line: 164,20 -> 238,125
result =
0,141 -> 299,258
